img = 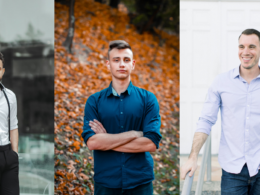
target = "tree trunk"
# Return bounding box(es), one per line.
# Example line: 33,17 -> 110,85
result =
63,0 -> 75,53
109,0 -> 120,8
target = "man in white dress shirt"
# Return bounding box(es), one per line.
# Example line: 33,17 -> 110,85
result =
0,52 -> 19,194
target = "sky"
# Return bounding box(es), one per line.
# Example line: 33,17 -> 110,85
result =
0,0 -> 54,44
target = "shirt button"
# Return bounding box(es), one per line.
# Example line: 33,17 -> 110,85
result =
122,153 -> 124,154
121,99 -> 123,101
246,142 -> 248,144
246,129 -> 249,131
246,117 -> 249,120
247,105 -> 250,107
121,126 -> 123,128
121,112 -> 123,114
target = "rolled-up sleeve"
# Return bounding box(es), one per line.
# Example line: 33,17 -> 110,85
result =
196,78 -> 221,135
142,92 -> 162,149
10,93 -> 18,130
82,94 -> 99,144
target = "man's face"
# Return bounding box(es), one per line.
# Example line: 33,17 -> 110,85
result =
106,48 -> 135,80
238,34 -> 260,70
0,60 -> 5,82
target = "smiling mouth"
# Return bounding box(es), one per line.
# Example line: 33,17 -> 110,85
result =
242,57 -> 252,63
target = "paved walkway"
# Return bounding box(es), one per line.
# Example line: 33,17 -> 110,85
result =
180,155 -> 222,181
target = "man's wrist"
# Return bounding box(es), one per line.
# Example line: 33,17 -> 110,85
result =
188,153 -> 198,161
130,130 -> 143,138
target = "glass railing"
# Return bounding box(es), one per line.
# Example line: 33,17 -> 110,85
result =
18,135 -> 54,195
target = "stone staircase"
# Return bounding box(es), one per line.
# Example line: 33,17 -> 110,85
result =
180,180 -> 221,195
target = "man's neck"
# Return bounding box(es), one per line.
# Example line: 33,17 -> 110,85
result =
240,64 -> 260,84
112,78 -> 131,96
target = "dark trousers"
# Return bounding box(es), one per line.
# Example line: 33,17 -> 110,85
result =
0,144 -> 19,195
221,164 -> 260,195
94,182 -> 153,195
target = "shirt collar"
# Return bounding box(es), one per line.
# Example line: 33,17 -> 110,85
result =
233,65 -> 260,79
106,81 -> 133,97
233,65 -> 240,79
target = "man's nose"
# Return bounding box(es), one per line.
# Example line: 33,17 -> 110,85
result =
243,47 -> 250,55
119,60 -> 125,67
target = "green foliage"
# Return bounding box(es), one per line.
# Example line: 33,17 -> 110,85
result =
121,0 -> 179,34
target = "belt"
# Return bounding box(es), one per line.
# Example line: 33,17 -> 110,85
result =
0,144 -> 11,151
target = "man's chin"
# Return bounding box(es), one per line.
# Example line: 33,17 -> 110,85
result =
114,76 -> 129,80
241,63 -> 255,70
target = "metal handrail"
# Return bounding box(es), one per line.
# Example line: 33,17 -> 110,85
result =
181,171 -> 194,195
181,133 -> 212,195
195,134 -> 211,195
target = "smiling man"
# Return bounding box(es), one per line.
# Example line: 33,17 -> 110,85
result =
181,29 -> 260,194
82,40 -> 161,195
0,52 -> 19,195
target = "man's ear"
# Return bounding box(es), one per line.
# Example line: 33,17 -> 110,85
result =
106,60 -> 111,71
132,60 -> 136,70
1,68 -> 5,75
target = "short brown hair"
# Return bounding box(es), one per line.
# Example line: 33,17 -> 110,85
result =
239,29 -> 260,42
108,40 -> 132,59
0,52 -> 4,67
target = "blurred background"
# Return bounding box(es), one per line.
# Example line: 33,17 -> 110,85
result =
54,0 -> 179,194
0,0 -> 54,194
180,0 -> 260,194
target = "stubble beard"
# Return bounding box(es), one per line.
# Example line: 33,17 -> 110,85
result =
241,56 -> 259,70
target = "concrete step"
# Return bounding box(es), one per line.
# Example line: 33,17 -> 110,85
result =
180,181 -> 221,195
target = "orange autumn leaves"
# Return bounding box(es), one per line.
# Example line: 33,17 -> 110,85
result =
55,0 -> 179,194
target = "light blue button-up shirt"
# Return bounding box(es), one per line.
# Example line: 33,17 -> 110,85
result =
196,65 -> 260,177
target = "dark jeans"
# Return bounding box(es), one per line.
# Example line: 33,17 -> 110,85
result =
221,164 -> 260,195
0,144 -> 19,195
94,182 -> 153,195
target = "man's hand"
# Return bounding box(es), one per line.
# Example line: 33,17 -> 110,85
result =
180,157 -> 198,180
89,120 -> 143,137
10,128 -> 19,153
180,132 -> 208,180
89,119 -> 107,133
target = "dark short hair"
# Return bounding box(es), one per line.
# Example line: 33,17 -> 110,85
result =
108,40 -> 132,59
239,29 -> 260,42
0,52 -> 4,68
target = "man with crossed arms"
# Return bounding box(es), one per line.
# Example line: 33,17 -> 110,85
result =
0,52 -> 19,194
82,40 -> 161,195
181,29 -> 260,194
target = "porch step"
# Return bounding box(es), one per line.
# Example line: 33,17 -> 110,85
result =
180,181 -> 221,195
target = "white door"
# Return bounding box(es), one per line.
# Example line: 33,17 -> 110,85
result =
180,0 -> 260,154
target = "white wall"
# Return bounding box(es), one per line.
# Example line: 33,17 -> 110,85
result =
180,0 -> 260,154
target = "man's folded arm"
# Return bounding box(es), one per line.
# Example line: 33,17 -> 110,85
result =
86,130 -> 143,151
86,118 -> 157,152
113,137 -> 156,153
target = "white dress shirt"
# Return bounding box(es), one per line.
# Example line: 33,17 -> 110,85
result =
0,88 -> 18,145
